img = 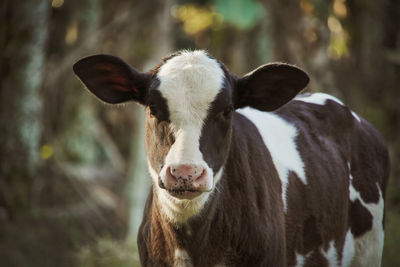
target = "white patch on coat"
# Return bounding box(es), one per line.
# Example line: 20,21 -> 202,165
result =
350,182 -> 385,267
295,93 -> 344,105
295,93 -> 361,122
295,252 -> 311,267
347,162 -> 351,173
174,248 -> 193,267
295,253 -> 306,267
237,107 -> 306,211
351,111 -> 361,122
321,240 -> 339,267
341,230 -> 355,267
148,50 -> 225,223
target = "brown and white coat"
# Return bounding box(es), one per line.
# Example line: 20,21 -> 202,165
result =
73,50 -> 390,267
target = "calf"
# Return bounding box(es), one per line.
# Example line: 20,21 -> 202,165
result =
73,50 -> 389,267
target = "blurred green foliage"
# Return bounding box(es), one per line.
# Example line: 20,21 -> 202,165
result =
215,0 -> 264,29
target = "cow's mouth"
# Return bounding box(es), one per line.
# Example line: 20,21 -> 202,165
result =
158,178 -> 203,199
158,174 -> 209,200
166,189 -> 203,200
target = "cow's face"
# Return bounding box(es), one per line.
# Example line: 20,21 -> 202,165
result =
145,52 -> 233,204
73,50 -> 309,223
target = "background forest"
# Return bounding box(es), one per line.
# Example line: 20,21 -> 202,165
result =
0,0 -> 399,266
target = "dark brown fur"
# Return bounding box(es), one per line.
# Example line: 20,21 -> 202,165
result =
138,97 -> 389,267
138,112 -> 287,266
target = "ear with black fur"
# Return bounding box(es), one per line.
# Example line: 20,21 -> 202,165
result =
234,63 -> 309,111
73,54 -> 151,104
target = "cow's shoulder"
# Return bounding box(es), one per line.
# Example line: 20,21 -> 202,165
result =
236,107 -> 306,212
284,92 -> 357,135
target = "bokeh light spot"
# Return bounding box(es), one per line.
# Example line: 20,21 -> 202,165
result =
328,16 -> 342,34
333,0 -> 347,18
300,0 -> 315,15
172,4 -> 221,35
65,23 -> 78,45
51,0 -> 64,8
40,144 -> 54,160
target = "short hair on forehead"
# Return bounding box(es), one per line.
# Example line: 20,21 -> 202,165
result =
150,50 -> 222,76
150,51 -> 184,76
156,50 -> 224,82
153,50 -> 225,128
156,50 -> 224,92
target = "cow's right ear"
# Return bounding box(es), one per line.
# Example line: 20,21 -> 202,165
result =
234,63 -> 309,111
73,54 -> 151,104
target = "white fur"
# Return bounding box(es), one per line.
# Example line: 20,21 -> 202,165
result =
237,107 -> 306,212
295,93 -> 361,122
295,92 -> 344,105
351,111 -> 361,122
147,50 -> 225,223
296,234 -> 355,267
348,161 -> 384,266
295,252 -> 312,267
174,248 -> 193,267
295,253 -> 306,267
350,182 -> 385,267
321,240 -> 339,267
341,230 -> 355,267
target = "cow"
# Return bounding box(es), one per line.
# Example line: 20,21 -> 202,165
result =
73,50 -> 390,267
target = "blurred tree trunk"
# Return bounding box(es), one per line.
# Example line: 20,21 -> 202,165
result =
42,0 -> 103,166
342,0 -> 400,184
0,0 -> 49,217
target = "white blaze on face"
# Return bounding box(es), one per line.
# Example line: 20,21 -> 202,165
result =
148,50 -> 224,223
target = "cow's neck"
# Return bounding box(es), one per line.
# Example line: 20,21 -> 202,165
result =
149,185 -> 227,265
146,112 -> 276,265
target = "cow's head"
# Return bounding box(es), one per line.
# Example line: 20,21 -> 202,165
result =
73,50 -> 309,223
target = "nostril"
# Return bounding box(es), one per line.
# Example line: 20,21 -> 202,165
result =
168,164 -> 204,181
164,164 -> 210,192
167,166 -> 178,181
199,168 -> 206,179
194,169 -> 206,182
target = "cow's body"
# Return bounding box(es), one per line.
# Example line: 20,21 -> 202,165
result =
73,50 -> 389,267
137,94 -> 389,267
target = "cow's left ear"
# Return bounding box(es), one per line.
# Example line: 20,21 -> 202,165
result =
234,63 -> 309,111
73,54 -> 151,105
